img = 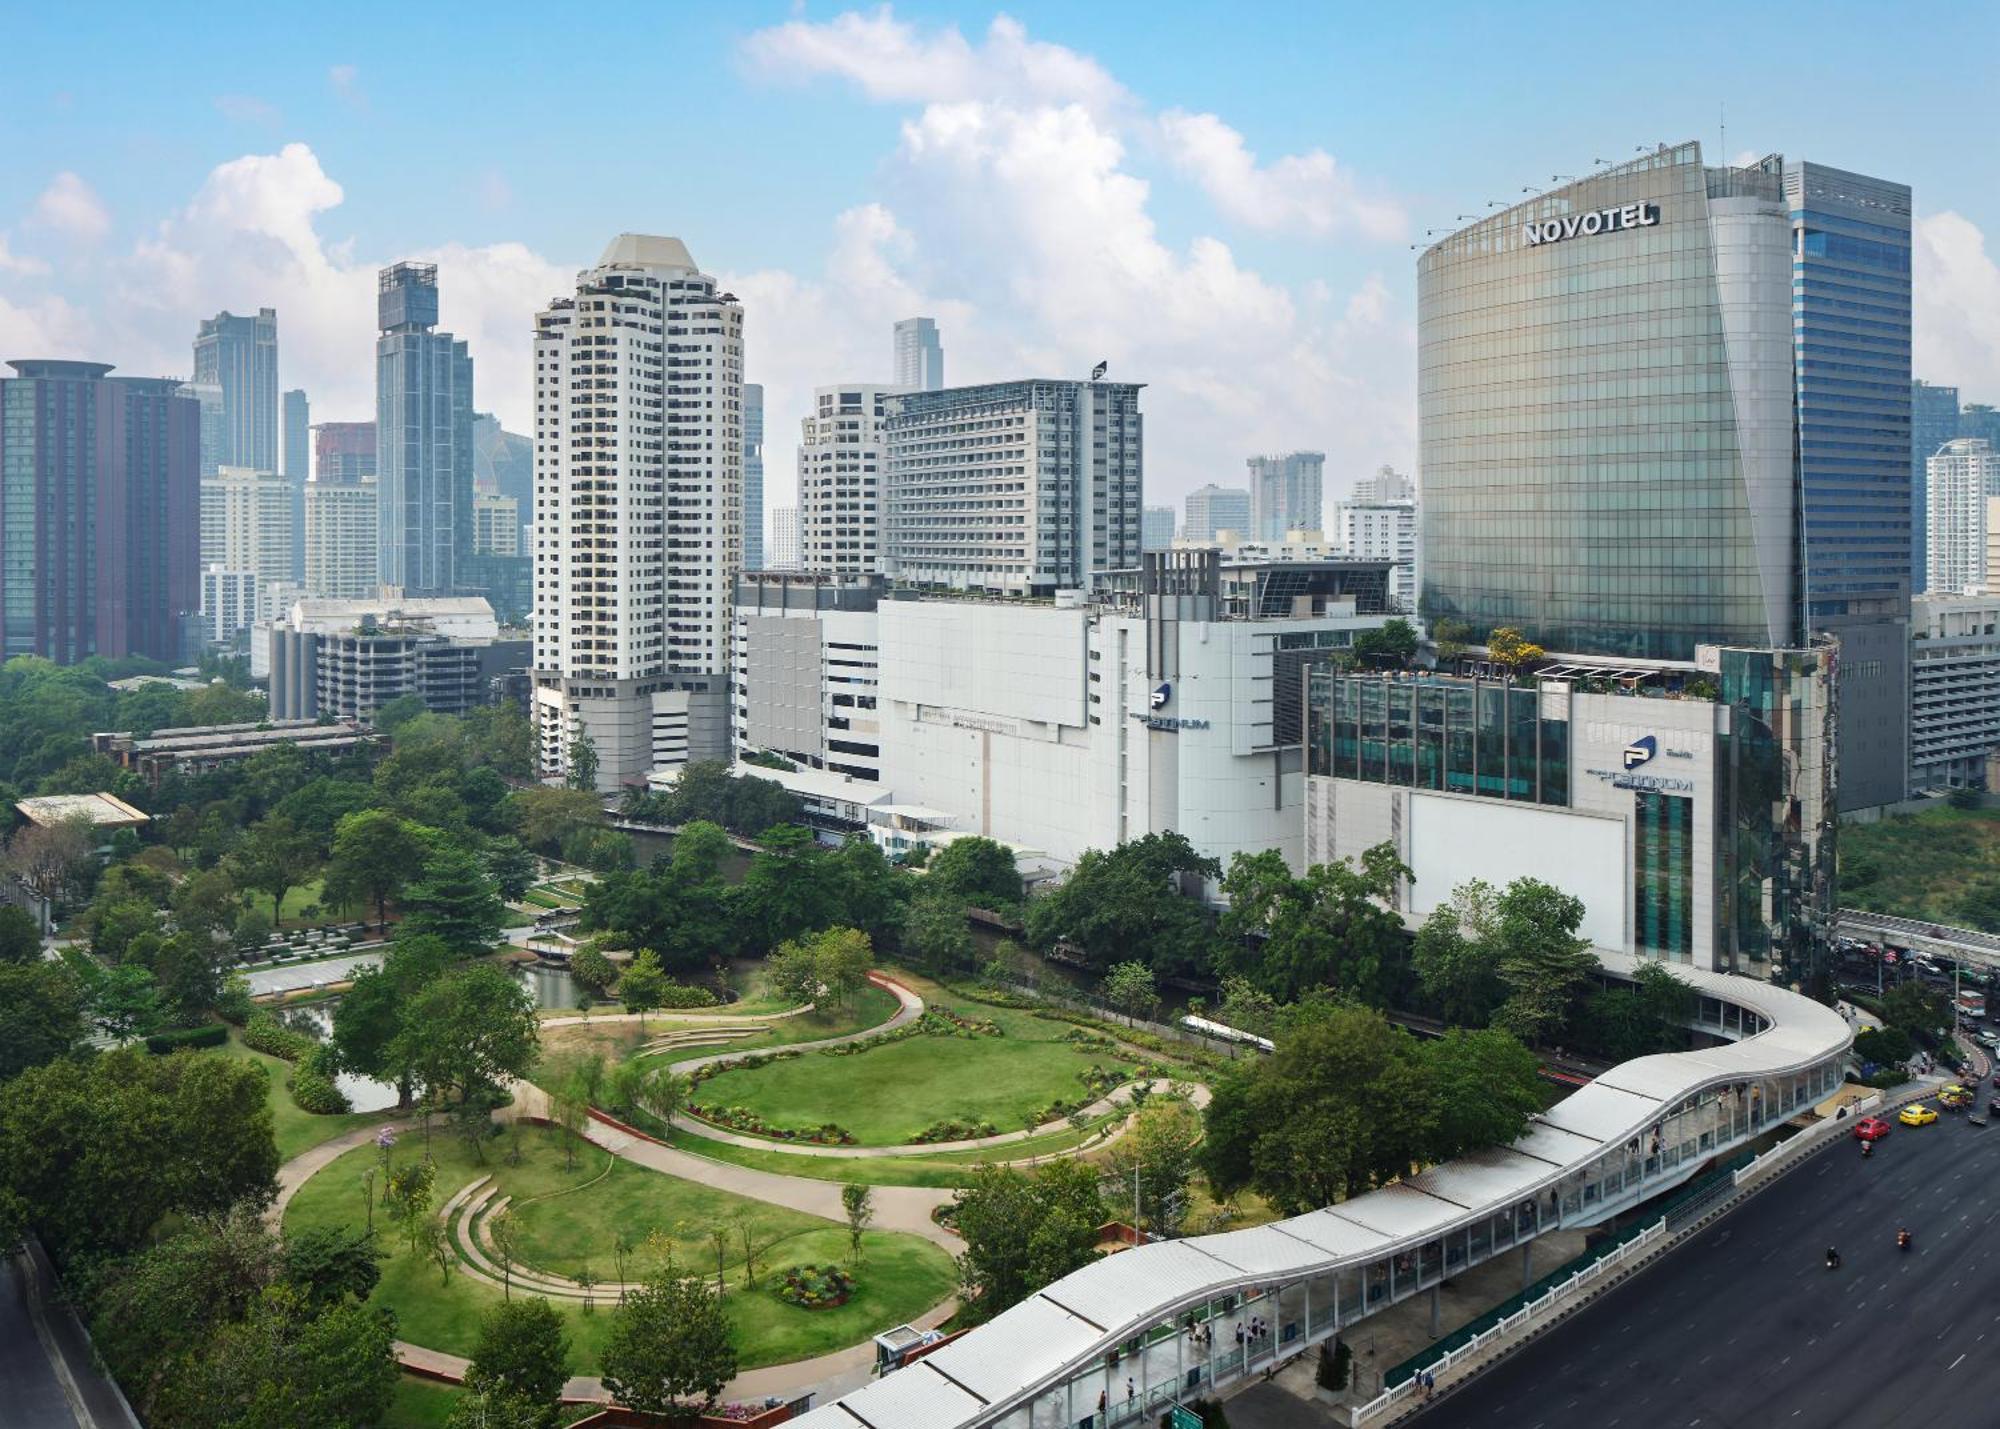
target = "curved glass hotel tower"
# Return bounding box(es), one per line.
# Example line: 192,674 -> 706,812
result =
1417,143 -> 1910,811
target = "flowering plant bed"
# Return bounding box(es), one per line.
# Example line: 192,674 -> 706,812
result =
908,1117 -> 999,1144
683,1101 -> 857,1144
778,1263 -> 856,1309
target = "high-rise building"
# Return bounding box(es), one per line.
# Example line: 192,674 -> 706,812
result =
376,263 -> 474,597
201,466 -> 294,616
532,234 -> 743,789
0,361 -> 200,664
471,413 -> 531,508
199,566 -> 259,641
1420,143 -> 1911,810
1925,438 -> 2000,595
798,384 -> 891,575
1333,498 -> 1418,611
1247,451 -> 1324,540
893,317 -> 943,391
282,387 -> 309,583
883,380 -> 1143,594
304,474 -> 379,600
192,308 -> 278,473
1912,381 -> 1961,593
1352,464 -> 1415,503
1141,505 -> 1176,551
178,380 -> 224,479
1962,404 -> 2000,449
1183,483 -> 1251,543
315,422 -> 377,483
743,383 -> 766,571
473,494 -> 520,557
767,506 -> 801,570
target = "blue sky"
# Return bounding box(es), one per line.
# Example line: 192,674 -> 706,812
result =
2,2 -> 1996,508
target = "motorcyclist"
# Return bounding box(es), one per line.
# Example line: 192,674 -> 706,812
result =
1826,1246 -> 1841,1269
1862,1139 -> 1874,1158
1898,1227 -> 1912,1251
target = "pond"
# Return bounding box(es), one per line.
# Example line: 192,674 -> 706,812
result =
282,1001 -> 401,1113
517,961 -> 583,1009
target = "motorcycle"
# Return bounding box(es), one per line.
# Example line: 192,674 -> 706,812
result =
1897,1230 -> 1913,1252
1862,1140 -> 1874,1159
1825,1248 -> 1842,1270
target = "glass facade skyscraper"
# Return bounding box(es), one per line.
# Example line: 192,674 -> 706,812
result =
191,308 -> 277,474
1911,380 -> 1961,593
743,383 -> 765,570
376,263 -> 474,597
1420,143 -> 1910,810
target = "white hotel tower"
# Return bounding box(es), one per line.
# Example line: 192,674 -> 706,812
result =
532,234 -> 745,789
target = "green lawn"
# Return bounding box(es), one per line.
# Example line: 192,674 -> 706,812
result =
689,1001 -> 1120,1145
385,1375 -> 461,1429
1844,803 -> 2000,927
211,1031 -> 391,1162
282,1124 -> 955,1373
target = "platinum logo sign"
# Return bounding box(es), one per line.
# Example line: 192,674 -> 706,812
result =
1523,201 -> 1660,247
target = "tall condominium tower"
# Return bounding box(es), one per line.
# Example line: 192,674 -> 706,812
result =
192,308 -> 278,473
315,422 -> 377,483
893,317 -> 943,391
532,234 -> 744,789
1912,380 -> 1961,594
799,384 -> 892,575
1247,450 -> 1324,540
282,387 -> 309,581
1183,483 -> 1251,543
1421,143 -> 1911,810
883,379 -> 1143,594
1141,505 -> 1176,551
376,263 -> 474,597
743,383 -> 766,570
304,472 -> 379,600
1352,465 -> 1415,503
1926,438 -> 2000,594
767,507 -> 802,570
0,361 -> 200,663
201,466 -> 295,615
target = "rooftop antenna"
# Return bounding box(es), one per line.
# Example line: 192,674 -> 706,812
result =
1719,101 -> 1726,163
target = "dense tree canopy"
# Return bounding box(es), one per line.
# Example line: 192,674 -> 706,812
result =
1025,831 -> 1221,977
1218,844 -> 1411,1004
923,836 -> 1023,910
952,1159 -> 1107,1322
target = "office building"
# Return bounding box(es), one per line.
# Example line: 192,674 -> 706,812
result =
266,595 -> 524,722
1420,144 -> 1910,810
191,308 -> 277,474
459,552 -> 531,627
1141,505 -> 1176,551
1909,593 -> 2000,792
767,507 -> 801,570
798,384 -> 891,575
893,317 -> 944,391
1963,405 -> 2000,449
1912,381 -> 1961,593
472,413 -> 531,510
1333,498 -> 1418,611
531,234 -> 743,789
199,566 -> 259,641
473,494 -> 520,557
1926,438 -> 2000,595
1352,465 -> 1416,503
316,421 -> 377,483
1306,645 -> 1836,980
743,383 -> 766,571
733,572 -> 885,784
304,474 -> 379,600
201,465 -> 294,616
1184,483 -> 1251,543
282,388 -> 309,583
1247,450 -> 1324,541
376,262 -> 474,597
883,379 -> 1143,595
0,361 -> 200,664
178,380 -> 223,478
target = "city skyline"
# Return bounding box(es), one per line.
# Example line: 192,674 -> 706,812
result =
3,4 -> 1997,515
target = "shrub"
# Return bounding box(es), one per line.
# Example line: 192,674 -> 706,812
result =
143,1023 -> 229,1054
290,1042 -> 352,1114
1318,1339 -> 1351,1392
777,1264 -> 855,1309
655,981 -> 720,1009
242,1010 -> 315,1061
214,979 -> 255,1026
909,1117 -> 1000,1144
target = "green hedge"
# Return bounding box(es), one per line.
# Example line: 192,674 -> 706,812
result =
242,1010 -> 315,1062
655,982 -> 720,1009
144,1024 -> 229,1054
289,1043 -> 351,1114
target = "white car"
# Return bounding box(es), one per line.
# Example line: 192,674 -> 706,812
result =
1979,1031 -> 2000,1049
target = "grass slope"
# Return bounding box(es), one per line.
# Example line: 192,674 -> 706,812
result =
212,1031 -> 391,1162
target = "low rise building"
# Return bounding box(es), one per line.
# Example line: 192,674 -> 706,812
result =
1910,593 -> 2000,792
732,571 -> 884,783
95,720 -> 379,784
263,596 -> 526,721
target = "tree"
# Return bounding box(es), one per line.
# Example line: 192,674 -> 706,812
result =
1485,626 -> 1546,674
669,820 -> 733,881
89,897 -> 160,964
1102,960 -> 1160,1027
398,843 -> 505,952
1881,981 -> 1953,1041
840,1182 -> 874,1265
566,731 -> 600,792
1108,1101 -> 1201,1238
1421,1028 -> 1545,1164
1218,845 -> 1411,1005
89,961 -> 164,1039
508,786 -> 602,856
225,815 -> 320,923
925,836 -> 1023,909
1490,878 -> 1597,1045
279,1225 -> 383,1312
952,1160 -> 1106,1323
149,1289 -> 398,1429
446,1390 -> 552,1429
7,814 -> 98,931
332,934 -> 454,1107
1025,832 -> 1222,978
394,964 -> 540,1108
1352,617 -> 1419,670
466,1298 -> 571,1428
903,887 -> 974,973
598,1274 -> 738,1417
324,810 -> 424,929
0,961 -> 86,1077
0,902 -> 41,963
737,825 -> 844,949
618,948 -> 669,1026
373,693 -> 429,732
486,838 -> 539,903
1432,619 -> 1473,666
170,868 -> 243,944
764,927 -> 874,1014
1411,879 -> 1506,1026
569,944 -> 618,999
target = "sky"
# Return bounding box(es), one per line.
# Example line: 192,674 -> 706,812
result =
2,1 -> 1997,513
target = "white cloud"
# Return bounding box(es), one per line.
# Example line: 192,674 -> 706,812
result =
1915,212 -> 2000,398
214,93 -> 281,125
737,10 -> 1414,509
1156,110 -> 1406,241
329,64 -> 365,108
0,235 -> 50,278
29,172 -> 110,244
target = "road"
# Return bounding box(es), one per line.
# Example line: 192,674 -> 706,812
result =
1411,1097 -> 2000,1429
0,1242 -> 140,1428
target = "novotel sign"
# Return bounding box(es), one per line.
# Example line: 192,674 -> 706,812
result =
1523,202 -> 1659,247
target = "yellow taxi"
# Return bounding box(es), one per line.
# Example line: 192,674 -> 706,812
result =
1939,1084 -> 1974,1110
1898,1103 -> 1939,1127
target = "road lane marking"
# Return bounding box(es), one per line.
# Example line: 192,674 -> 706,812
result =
1951,1353 -> 1967,1370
